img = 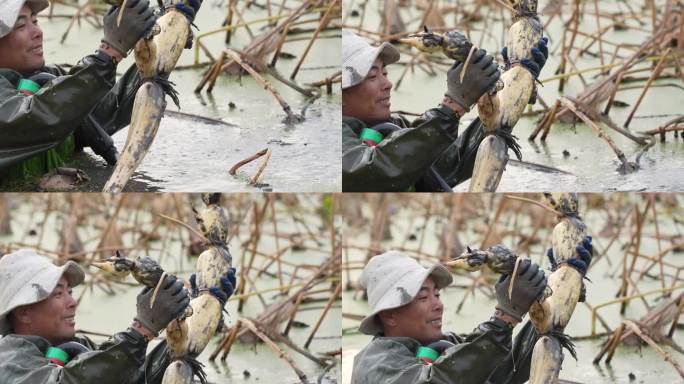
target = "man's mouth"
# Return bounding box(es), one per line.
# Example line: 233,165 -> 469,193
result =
63,315 -> 75,325
428,319 -> 442,327
29,46 -> 43,55
377,96 -> 391,107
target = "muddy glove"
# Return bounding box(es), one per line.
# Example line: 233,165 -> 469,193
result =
162,0 -> 201,48
546,235 -> 593,275
445,48 -> 500,111
502,37 -> 548,79
188,267 -> 237,307
495,259 -> 547,322
135,274 -> 190,334
102,0 -> 157,56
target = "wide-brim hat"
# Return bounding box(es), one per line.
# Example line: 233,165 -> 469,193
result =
0,248 -> 84,335
342,29 -> 400,90
358,250 -> 452,336
0,0 -> 50,39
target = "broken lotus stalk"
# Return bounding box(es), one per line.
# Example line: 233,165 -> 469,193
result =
163,193 -> 233,384
469,0 -> 543,192
103,1 -> 191,192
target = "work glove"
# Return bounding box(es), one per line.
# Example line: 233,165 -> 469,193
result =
165,0 -> 203,23
161,0 -> 202,48
502,37 -> 548,79
546,235 -> 593,276
135,274 -> 190,334
494,259 -> 547,322
445,48 -> 500,111
102,0 -> 157,56
189,267 -> 237,307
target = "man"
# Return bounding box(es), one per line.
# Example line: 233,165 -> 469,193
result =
0,248 -> 235,383
0,0 -> 201,182
352,238 -> 592,384
341,30 -> 548,192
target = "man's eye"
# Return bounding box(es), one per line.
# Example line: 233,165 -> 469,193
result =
418,296 -> 428,301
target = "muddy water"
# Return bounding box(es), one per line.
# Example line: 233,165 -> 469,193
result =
343,0 -> 684,191
340,195 -> 684,384
40,2 -> 341,192
0,197 -> 341,383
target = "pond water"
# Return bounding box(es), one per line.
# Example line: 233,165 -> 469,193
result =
37,1 -> 341,192
0,195 -> 341,383
340,193 -> 684,384
343,0 -> 684,192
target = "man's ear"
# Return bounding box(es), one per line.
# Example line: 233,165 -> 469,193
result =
11,307 -> 31,325
378,309 -> 397,328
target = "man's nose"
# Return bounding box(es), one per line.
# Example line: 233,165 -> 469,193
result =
31,22 -> 43,40
382,74 -> 393,91
66,292 -> 77,309
433,295 -> 444,313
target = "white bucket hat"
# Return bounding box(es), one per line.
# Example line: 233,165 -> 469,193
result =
358,250 -> 452,336
0,0 -> 49,39
342,29 -> 400,90
0,249 -> 84,335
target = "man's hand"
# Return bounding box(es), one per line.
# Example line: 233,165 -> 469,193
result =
135,274 -> 190,335
189,267 -> 237,307
213,267 -> 237,305
444,48 -> 500,111
165,0 -> 203,23
547,235 -> 593,275
164,0 -> 203,49
502,37 -> 549,79
494,259 -> 547,322
102,0 -> 157,57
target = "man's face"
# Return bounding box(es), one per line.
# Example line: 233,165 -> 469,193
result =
12,276 -> 77,344
342,57 -> 393,125
0,4 -> 45,74
380,276 -> 444,345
